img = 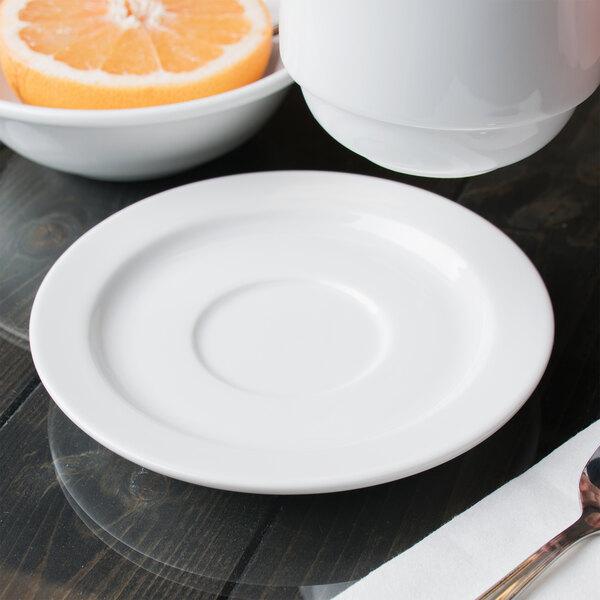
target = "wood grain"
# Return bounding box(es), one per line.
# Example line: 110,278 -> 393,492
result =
0,335 -> 37,421
0,387 -> 252,600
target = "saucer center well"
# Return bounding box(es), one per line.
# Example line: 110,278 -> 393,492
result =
193,279 -> 387,397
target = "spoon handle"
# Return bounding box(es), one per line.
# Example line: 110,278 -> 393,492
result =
475,514 -> 598,600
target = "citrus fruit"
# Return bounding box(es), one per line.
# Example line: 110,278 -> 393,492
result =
0,0 -> 272,109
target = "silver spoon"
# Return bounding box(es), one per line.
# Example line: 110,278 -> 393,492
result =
476,444 -> 600,599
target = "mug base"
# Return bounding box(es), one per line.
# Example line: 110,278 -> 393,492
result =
302,89 -> 574,178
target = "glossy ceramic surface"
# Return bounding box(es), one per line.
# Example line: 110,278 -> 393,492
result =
279,0 -> 600,177
30,171 -> 554,494
0,37 -> 292,181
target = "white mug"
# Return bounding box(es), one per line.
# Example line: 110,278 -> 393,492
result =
279,0 -> 600,177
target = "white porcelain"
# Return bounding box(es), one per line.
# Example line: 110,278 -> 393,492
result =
262,0 -> 279,28
279,0 -> 600,177
30,171 -> 554,494
0,39 -> 292,181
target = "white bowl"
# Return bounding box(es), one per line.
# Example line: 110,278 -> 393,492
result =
0,38 -> 292,181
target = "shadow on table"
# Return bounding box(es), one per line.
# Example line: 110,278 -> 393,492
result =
48,397 -> 540,600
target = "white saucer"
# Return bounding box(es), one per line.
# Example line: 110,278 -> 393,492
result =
30,171 -> 554,494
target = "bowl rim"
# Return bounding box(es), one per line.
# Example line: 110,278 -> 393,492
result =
0,51 -> 292,127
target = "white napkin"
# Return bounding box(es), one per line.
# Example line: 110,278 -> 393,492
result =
335,420 -> 600,600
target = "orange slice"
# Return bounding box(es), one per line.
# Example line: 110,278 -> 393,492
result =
0,0 -> 272,109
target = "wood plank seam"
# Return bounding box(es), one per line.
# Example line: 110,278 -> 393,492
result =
0,376 -> 39,431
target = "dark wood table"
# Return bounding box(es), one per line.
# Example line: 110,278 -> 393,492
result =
0,85 -> 598,600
